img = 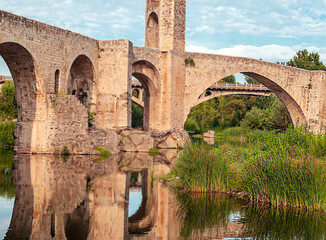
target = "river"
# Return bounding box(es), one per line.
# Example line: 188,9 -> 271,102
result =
0,150 -> 326,239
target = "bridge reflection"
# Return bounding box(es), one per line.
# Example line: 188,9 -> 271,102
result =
4,152 -> 326,239
4,152 -> 182,240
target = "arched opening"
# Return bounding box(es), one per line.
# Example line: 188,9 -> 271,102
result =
185,74 -> 294,134
50,214 -> 56,238
204,91 -> 212,97
146,12 -> 159,48
54,69 -> 60,94
132,88 -> 140,99
0,42 -> 38,152
67,55 -> 94,106
132,60 -> 159,131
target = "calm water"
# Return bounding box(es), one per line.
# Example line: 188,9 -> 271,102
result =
1,150 -> 326,239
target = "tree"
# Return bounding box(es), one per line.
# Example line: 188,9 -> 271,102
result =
0,81 -> 17,120
244,75 -> 260,85
219,75 -> 236,83
286,49 -> 326,70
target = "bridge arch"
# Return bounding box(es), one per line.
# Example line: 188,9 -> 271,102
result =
0,42 -> 42,152
67,55 -> 94,106
146,12 -> 159,48
132,60 -> 160,131
185,67 -> 307,128
0,42 -> 40,120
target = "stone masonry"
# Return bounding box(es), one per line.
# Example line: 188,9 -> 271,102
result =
0,0 -> 325,154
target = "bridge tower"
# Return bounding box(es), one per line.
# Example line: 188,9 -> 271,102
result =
143,0 -> 187,131
145,0 -> 186,54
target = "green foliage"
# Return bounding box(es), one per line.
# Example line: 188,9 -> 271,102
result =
168,142 -> 231,192
0,121 -> 15,148
240,106 -> 272,130
185,57 -> 195,67
184,118 -> 201,133
148,147 -> 159,157
219,75 -> 236,83
245,75 -> 260,84
0,149 -> 15,199
286,49 -> 326,70
86,103 -> 96,128
186,95 -> 258,132
61,146 -> 70,156
94,146 -> 112,162
169,127 -> 326,210
240,95 -> 291,131
0,81 -> 17,120
132,102 -> 143,129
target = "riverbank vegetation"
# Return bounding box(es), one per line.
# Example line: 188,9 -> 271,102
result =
0,81 -> 17,148
167,126 -> 326,210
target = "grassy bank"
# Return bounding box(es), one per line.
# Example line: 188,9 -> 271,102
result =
167,126 -> 326,210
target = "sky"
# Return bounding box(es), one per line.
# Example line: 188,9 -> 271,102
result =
0,0 -> 325,80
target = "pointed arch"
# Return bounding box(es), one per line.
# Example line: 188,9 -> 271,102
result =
146,12 -> 159,48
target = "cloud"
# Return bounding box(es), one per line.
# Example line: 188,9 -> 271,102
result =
194,25 -> 215,34
0,0 -> 145,41
188,1 -> 326,37
186,44 -> 326,63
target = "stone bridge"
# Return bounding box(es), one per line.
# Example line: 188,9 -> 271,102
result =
132,81 -> 271,108
0,0 -> 325,154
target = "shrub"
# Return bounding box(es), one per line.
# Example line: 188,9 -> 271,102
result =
0,121 -> 15,148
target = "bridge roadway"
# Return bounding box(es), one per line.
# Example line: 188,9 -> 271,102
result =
132,81 -> 271,108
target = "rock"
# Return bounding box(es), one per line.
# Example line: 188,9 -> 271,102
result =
203,130 -> 215,138
154,131 -> 190,149
120,130 -> 154,152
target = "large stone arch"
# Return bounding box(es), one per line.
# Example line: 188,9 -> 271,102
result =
0,42 -> 42,152
132,60 -> 160,131
193,91 -> 271,109
67,55 -> 95,106
146,12 -> 159,48
185,55 -> 308,127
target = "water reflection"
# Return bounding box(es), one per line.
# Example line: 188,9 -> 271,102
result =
0,150 -> 15,199
0,151 -> 326,239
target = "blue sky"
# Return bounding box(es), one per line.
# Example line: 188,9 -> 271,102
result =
0,0 -> 325,78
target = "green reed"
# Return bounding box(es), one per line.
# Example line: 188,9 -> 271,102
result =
169,126 -> 326,210
169,142 -> 231,193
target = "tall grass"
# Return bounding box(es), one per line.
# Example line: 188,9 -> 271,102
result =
169,142 -> 231,192
169,126 -> 326,210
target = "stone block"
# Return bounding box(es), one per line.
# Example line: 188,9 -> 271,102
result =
120,130 -> 154,152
